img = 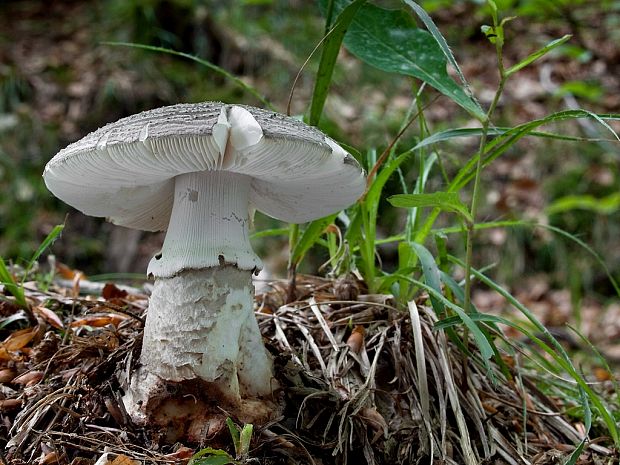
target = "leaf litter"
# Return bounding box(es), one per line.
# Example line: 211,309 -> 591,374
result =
0,266 -> 617,465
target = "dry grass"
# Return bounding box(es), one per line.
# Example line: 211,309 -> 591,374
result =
0,272 -> 616,464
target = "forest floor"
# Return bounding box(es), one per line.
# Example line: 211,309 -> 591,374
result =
0,268 -> 618,465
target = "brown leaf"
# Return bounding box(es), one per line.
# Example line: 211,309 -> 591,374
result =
38,451 -> 60,465
110,455 -> 139,465
0,398 -> 22,411
70,314 -> 128,328
0,367 -> 17,383
593,367 -> 612,382
56,263 -> 84,280
162,447 -> 195,460
2,326 -> 38,351
12,370 -> 44,385
33,306 -> 64,329
102,283 -> 128,300
346,325 -> 365,353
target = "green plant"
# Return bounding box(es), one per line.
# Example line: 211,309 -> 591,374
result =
188,418 -> 254,465
0,224 -> 64,323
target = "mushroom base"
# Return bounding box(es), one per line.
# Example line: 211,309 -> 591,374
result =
122,266 -> 279,433
122,371 -> 280,444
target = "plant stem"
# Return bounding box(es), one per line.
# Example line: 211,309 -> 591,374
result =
463,28 -> 507,314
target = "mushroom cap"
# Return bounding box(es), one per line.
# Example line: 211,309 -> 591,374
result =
43,102 -> 366,231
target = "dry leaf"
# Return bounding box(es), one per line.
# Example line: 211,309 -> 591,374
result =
111,454 -> 139,465
33,306 -> 64,329
161,447 -> 195,460
12,370 -> 43,385
346,325 -> 365,353
70,314 -> 128,328
0,398 -> 21,411
2,326 -> 38,351
56,263 -> 85,280
593,367 -> 612,382
38,451 -> 60,464
102,283 -> 128,300
0,368 -> 17,383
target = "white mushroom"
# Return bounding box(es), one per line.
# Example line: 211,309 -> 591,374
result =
43,102 -> 366,437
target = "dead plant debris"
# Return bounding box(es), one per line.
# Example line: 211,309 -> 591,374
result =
0,270 -> 617,465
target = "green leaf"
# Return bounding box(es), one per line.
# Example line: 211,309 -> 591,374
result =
226,418 -> 241,456
402,0 -> 483,119
0,258 -> 26,308
189,448 -> 236,465
238,423 -> 254,457
389,192 -> 473,223
335,1 -> 484,119
290,213 -> 338,266
312,0 -> 366,125
409,242 -> 444,315
506,35 -> 572,77
24,224 -> 64,281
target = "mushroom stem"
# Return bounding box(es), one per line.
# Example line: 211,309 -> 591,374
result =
141,266 -> 274,398
125,170 -> 275,426
147,170 -> 262,278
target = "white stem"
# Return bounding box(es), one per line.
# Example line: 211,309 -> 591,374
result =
140,267 -> 274,399
147,171 -> 261,278
128,170 -> 275,419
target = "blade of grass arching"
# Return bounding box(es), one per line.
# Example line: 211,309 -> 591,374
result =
537,223 -> 620,298
370,219 -> 527,247
568,323 -> 620,403
505,34 -> 571,77
290,213 -> 338,268
450,110 -> 620,193
411,127 -> 609,151
103,42 -> 274,110
23,224 -> 64,280
310,0 -> 366,125
450,256 -> 619,445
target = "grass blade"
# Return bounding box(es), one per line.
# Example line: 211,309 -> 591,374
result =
311,0 -> 366,125
103,42 -> 274,110
505,34 -> 572,77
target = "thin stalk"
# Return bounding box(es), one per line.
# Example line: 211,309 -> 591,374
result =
463,26 -> 507,315
286,224 -> 300,303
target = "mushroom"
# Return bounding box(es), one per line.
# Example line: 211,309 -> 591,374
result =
43,102 -> 365,437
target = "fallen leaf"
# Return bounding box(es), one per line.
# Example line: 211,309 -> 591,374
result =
2,326 -> 38,351
102,283 -> 128,300
38,451 -> 60,464
12,370 -> 44,385
70,314 -> 128,328
111,454 -> 139,465
0,368 -> 16,383
346,325 -> 365,353
0,398 -> 21,411
33,306 -> 64,329
161,447 -> 195,460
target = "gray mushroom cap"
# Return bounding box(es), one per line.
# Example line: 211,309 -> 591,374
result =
43,102 -> 366,231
